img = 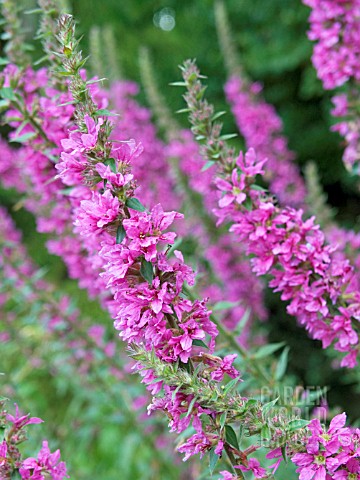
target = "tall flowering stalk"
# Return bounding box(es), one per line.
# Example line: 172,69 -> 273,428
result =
139,46 -> 268,343
215,0 -> 360,296
303,0 -> 360,173
181,59 -> 360,369
215,0 -> 307,208
0,206 -> 187,477
51,13 -> 360,479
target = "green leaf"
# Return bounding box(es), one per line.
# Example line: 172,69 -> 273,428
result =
281,445 -> 288,463
245,398 -> 258,409
238,424 -> 244,447
86,78 -> 107,85
262,397 -> 279,417
176,108 -> 190,114
219,133 -> 237,141
95,108 -> 118,117
201,160 -> 216,172
116,224 -> 126,244
104,157 -> 117,173
251,184 -> 267,191
59,188 -> 74,196
220,412 -> 227,429
0,57 -> 9,66
0,87 -> 16,100
287,419 -> 310,432
57,70 -> 74,76
24,8 -> 43,13
209,448 -> 219,474
169,81 -> 186,87
225,425 -> 239,450
223,377 -> 240,395
140,258 -> 153,284
213,300 -> 241,312
253,342 -> 285,359
275,347 -> 290,380
166,237 -> 183,257
10,132 -> 37,144
192,339 -> 208,349
171,384 -> 182,402
233,308 -> 251,337
0,99 -> 10,110
261,424 -> 271,441
212,111 -> 226,121
126,197 -> 146,212
186,396 -> 198,417
14,120 -> 29,137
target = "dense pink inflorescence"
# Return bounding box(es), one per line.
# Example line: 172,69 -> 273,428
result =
167,130 -> 268,340
304,0 -> 360,171
292,413 -> 360,479
57,113 -> 219,364
304,0 -> 360,90
213,148 -> 360,367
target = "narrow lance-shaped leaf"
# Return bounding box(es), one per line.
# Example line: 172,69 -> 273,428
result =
116,224 -> 126,244
275,346 -> 290,380
209,448 -> 219,474
225,424 -> 239,450
126,197 -> 146,212
140,258 -> 153,284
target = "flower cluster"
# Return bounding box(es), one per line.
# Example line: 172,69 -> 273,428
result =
292,413 -> 360,479
58,111 -> 218,364
304,0 -> 360,172
304,0 -> 360,90
0,401 -> 67,480
182,62 -> 360,368
217,148 -> 360,367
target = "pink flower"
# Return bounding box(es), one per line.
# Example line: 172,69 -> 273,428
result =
95,162 -> 133,188
75,190 -> 120,236
236,458 -> 267,478
19,441 -> 68,480
6,404 -> 43,430
0,441 -> 7,466
216,168 -> 246,208
219,471 -> 237,480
